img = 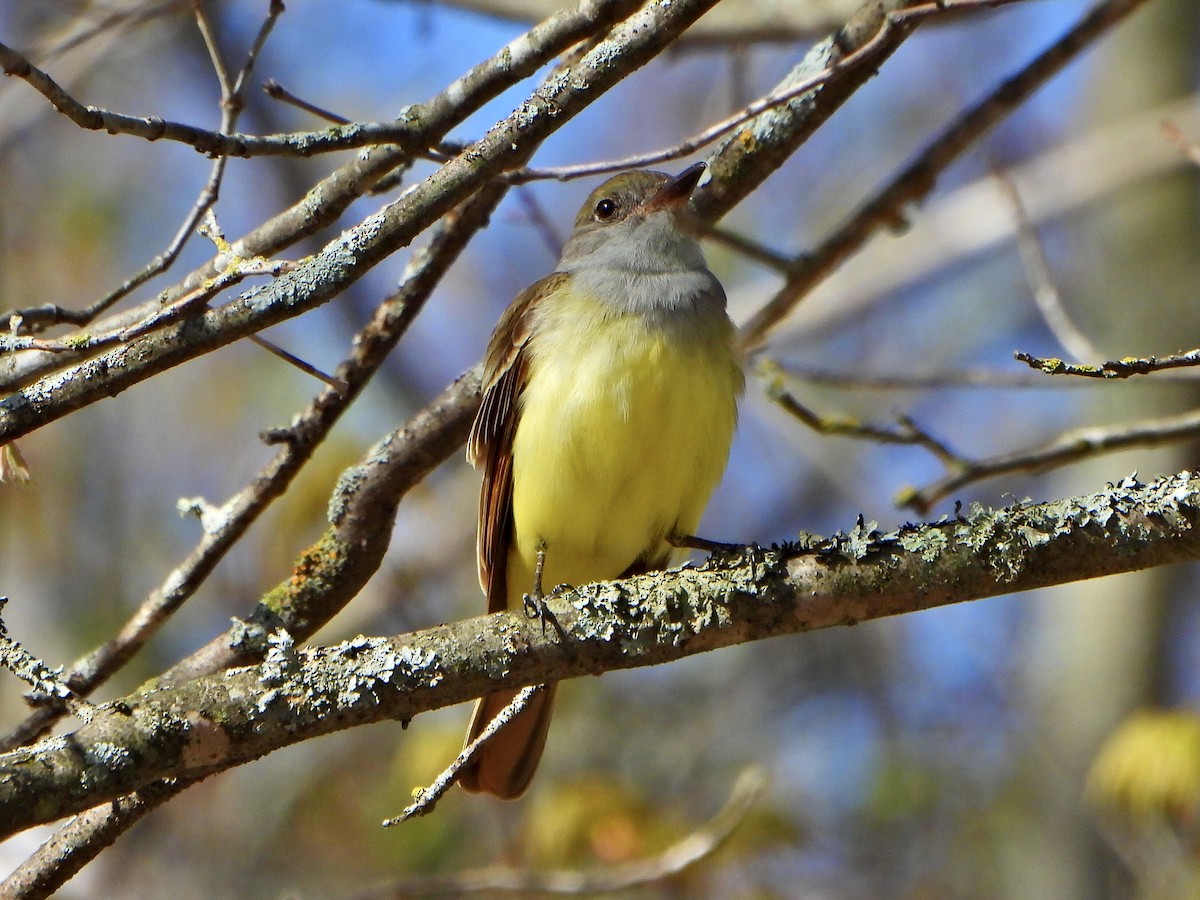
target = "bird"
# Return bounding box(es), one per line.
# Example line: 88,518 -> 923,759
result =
459,162 -> 744,798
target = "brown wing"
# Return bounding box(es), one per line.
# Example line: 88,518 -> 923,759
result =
468,273 -> 567,614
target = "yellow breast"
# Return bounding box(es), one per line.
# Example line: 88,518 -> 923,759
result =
506,290 -> 742,606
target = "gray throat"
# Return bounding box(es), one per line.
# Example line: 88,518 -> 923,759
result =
565,265 -> 727,317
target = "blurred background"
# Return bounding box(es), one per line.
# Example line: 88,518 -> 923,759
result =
1,0 -> 1199,897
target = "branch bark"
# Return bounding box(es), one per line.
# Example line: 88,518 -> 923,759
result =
0,0 -> 724,444
0,0 -> 646,391
3,469 -> 1198,837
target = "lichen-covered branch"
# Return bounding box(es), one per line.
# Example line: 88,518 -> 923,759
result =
0,0 -> 720,445
0,180 -> 511,753
4,469 -> 1199,837
0,0 -> 646,390
1017,348 -> 1200,379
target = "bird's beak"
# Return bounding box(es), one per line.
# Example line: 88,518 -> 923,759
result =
642,162 -> 707,213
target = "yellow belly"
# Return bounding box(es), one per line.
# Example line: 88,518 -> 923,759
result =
506,293 -> 742,606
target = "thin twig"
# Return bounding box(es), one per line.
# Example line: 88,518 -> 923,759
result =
779,363 -> 1101,390
247,335 -> 348,392
996,167 -> 1105,363
259,79 -> 469,182
2,2 -> 286,336
1016,349 -> 1200,379
0,36 -> 424,158
0,599 -> 95,723
512,186 -> 565,258
903,405 -> 1200,514
384,686 -> 545,825
738,0 -> 1153,350
262,78 -> 351,125
3,248 -> 295,364
696,221 -> 796,273
195,208 -> 343,388
763,362 -> 960,464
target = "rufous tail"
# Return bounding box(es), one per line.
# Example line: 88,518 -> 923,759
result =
458,682 -> 558,799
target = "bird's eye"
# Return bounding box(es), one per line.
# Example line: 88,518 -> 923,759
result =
593,198 -> 618,221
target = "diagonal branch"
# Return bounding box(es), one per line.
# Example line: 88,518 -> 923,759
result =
513,0 -> 1030,185
0,0 -> 645,388
735,0 -> 1153,350
0,180 -> 512,753
0,0 -> 722,446
902,406 -> 1200,514
996,167 -> 1106,363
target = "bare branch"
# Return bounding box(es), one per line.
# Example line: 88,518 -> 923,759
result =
0,600 -> 94,722
764,364 -> 959,463
761,361 -> 1200,516
736,0 -> 1152,350
776,364 -> 1099,390
998,168 -> 1107,364
902,408 -> 1200,514
0,0 -> 647,391
0,37 -> 458,159
0,179 -> 512,753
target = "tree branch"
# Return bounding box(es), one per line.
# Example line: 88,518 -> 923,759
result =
5,469 -> 1200,837
901,408 -> 1200,514
0,0 -> 721,445
0,0 -> 646,388
0,178 -> 514,753
1017,349 -> 1200,379
735,0 -> 1152,349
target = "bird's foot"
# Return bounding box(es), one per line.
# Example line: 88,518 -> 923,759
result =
668,532 -> 742,554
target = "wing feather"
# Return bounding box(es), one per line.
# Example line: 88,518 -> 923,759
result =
468,273 -> 567,613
